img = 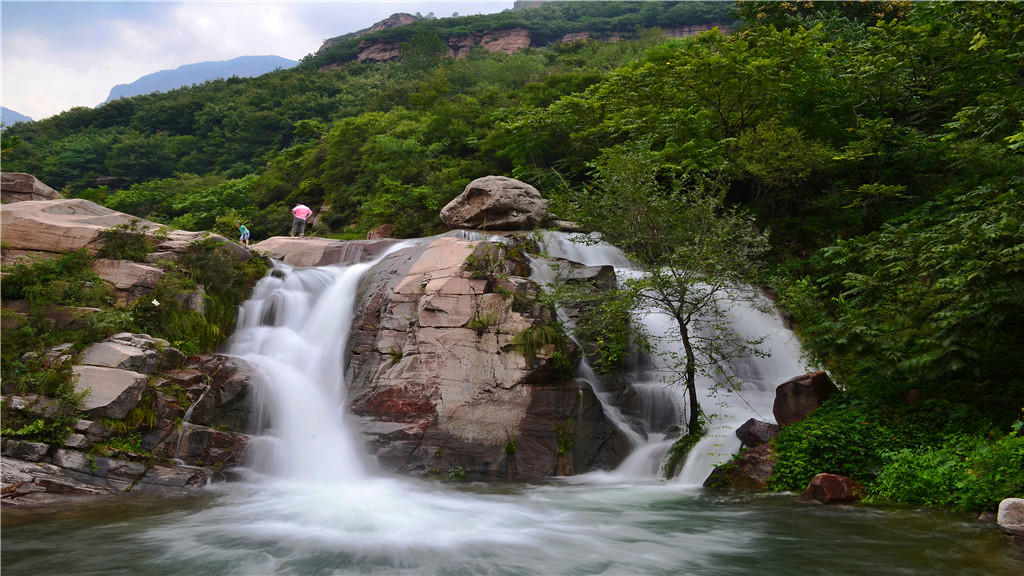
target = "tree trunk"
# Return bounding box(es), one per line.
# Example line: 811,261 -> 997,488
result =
680,322 -> 700,433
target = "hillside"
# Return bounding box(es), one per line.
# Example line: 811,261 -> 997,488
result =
1,106 -> 33,126
104,55 -> 298,102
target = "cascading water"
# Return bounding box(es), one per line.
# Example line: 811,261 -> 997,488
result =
225,253 -> 405,481
535,231 -> 809,484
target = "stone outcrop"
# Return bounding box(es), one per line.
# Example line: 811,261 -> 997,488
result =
343,234 -> 626,480
440,176 -> 549,231
1,172 -> 62,203
1,348 -> 255,506
798,473 -> 866,504
251,236 -> 402,267
703,444 -> 776,490
772,371 -> 839,426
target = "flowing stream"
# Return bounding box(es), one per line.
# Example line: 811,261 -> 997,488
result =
2,237 -> 1020,575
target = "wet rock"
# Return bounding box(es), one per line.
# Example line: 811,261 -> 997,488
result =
798,473 -> 865,504
773,371 -> 838,426
251,236 -> 402,267
736,418 -> 780,448
440,176 -> 548,230
704,444 -> 776,490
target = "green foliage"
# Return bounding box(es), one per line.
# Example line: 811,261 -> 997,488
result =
768,398 -> 899,491
504,436 -> 517,457
662,420 -> 706,479
554,419 -> 575,455
869,427 -> 1024,512
467,312 -> 499,333
511,323 -> 568,360
0,415 -> 75,445
98,220 -> 155,262
776,184 -> 1024,425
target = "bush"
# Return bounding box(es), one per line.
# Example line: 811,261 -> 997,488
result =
869,423 -> 1024,511
768,397 -> 899,491
97,220 -> 154,262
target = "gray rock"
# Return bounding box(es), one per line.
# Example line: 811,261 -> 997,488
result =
78,340 -> 161,374
440,176 -> 549,230
998,498 -> 1024,537
1,440 -> 50,461
736,418 -> 781,447
72,365 -> 147,419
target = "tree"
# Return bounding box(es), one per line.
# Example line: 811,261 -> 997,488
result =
570,142 -> 770,434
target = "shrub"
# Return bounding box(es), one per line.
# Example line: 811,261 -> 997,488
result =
768,398 -> 899,491
511,323 -> 567,360
98,220 -> 154,262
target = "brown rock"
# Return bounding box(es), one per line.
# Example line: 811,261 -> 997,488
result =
1,173 -> 62,203
704,444 -> 776,490
798,473 -> 866,504
480,28 -> 533,54
440,176 -> 549,230
736,418 -> 781,447
772,371 -> 839,426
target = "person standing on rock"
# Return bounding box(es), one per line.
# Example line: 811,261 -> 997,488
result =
290,203 -> 313,237
238,221 -> 250,246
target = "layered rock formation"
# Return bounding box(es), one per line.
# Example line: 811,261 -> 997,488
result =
345,234 -> 626,479
2,334 -> 254,506
1,172 -> 62,203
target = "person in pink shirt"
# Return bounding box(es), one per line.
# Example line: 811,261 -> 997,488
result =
290,203 -> 313,237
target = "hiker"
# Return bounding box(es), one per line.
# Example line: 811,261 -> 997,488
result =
291,203 -> 313,237
237,221 -> 250,246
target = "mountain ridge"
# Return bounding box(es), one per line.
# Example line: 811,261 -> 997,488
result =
104,55 -> 298,103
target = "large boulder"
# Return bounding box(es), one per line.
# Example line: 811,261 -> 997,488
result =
72,365 -> 148,420
736,418 -> 781,448
1,172 -> 62,203
343,234 -> 626,480
773,371 -> 839,426
440,176 -> 549,231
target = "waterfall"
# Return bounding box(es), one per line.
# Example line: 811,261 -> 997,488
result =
536,231 -> 809,484
224,245 -> 408,482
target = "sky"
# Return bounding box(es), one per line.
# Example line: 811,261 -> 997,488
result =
1,0 -> 515,121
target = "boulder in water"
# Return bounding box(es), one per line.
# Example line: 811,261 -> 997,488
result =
439,176 -> 548,230
998,498 -> 1024,537
703,443 -> 776,490
798,473 -> 865,504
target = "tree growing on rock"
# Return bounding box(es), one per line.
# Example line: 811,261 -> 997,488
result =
570,142 -> 771,435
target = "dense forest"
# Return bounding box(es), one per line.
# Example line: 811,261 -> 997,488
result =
2,1 -> 1022,511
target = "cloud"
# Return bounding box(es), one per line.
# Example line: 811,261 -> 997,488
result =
2,1 -> 513,121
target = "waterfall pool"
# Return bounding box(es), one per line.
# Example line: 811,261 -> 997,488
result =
2,477 -> 1019,575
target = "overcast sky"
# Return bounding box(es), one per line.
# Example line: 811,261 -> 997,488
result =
1,1 -> 515,121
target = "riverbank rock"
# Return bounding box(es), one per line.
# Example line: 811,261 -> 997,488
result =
1,172 -> 63,203
798,473 -> 865,504
439,176 -> 549,230
703,444 -> 776,490
773,371 -> 839,426
342,234 -> 627,480
998,498 -> 1024,539
1,350 -> 255,507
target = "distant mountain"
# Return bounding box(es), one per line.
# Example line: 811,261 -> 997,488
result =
104,55 -> 298,102
1,106 -> 33,126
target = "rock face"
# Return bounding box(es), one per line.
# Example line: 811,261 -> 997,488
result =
344,234 -> 626,479
1,172 -> 63,203
798,473 -> 866,504
772,371 -> 839,426
440,176 -> 549,231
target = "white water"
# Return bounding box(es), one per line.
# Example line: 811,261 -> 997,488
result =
535,232 -> 810,484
